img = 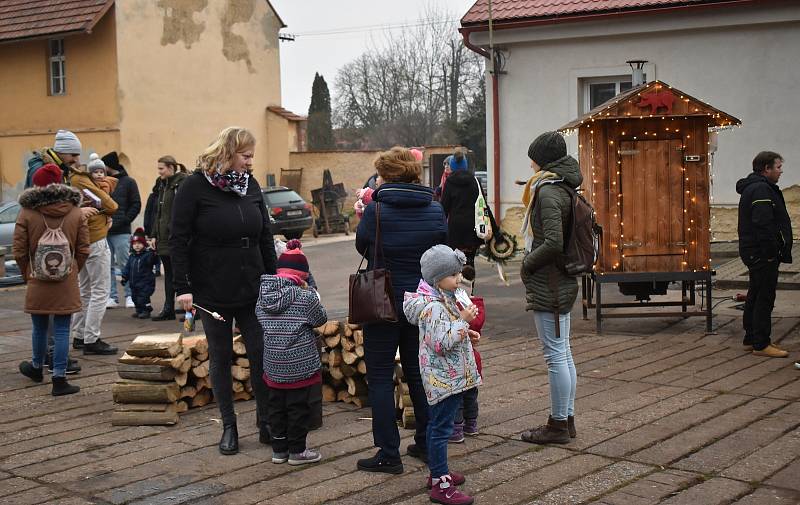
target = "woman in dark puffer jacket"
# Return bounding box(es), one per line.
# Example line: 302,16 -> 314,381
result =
355,147 -> 448,474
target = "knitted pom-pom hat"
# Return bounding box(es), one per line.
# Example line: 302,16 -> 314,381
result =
130,227 -> 148,247
276,239 -> 309,280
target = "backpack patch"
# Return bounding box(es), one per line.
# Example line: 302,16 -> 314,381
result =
31,215 -> 73,282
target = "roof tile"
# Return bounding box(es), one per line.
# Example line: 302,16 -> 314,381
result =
0,0 -> 113,43
462,0 -> 744,25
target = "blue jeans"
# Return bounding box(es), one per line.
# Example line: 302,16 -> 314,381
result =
363,320 -> 429,461
107,233 -> 131,302
533,311 -> 576,421
427,392 -> 463,478
32,314 -> 71,377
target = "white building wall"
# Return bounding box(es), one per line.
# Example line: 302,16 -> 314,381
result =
470,4 -> 800,216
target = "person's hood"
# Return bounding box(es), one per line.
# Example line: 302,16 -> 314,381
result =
258,275 -> 299,314
373,182 -> 434,208
541,155 -> 583,188
111,166 -> 129,179
167,171 -> 188,187
402,279 -> 442,325
18,184 -> 81,217
736,172 -> 773,194
444,169 -> 476,188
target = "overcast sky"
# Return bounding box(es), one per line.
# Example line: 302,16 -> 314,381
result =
270,0 -> 477,115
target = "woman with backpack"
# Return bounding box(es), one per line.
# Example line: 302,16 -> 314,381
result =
440,148 -> 486,273
13,183 -> 90,395
519,131 -> 582,445
149,156 -> 188,321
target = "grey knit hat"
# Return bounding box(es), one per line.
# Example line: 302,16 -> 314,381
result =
527,131 -> 566,168
53,129 -> 82,154
421,245 -> 467,287
87,153 -> 106,173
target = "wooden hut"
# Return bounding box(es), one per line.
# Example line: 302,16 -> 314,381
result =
559,80 -> 741,331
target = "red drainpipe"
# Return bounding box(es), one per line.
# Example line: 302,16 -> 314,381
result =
460,27 -> 501,221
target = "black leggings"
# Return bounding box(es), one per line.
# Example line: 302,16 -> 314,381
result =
199,304 -> 269,426
159,255 -> 174,313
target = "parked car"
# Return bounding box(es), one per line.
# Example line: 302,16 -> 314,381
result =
262,187 -> 313,240
0,201 -> 20,249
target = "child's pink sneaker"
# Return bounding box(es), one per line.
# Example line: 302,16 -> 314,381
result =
427,471 -> 465,489
430,475 -> 473,505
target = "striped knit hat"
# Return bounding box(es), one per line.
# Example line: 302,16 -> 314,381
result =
276,239 -> 309,280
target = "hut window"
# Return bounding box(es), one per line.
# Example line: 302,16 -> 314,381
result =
48,39 -> 66,96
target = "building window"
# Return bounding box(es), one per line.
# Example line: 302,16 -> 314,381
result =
48,39 -> 66,96
582,76 -> 639,113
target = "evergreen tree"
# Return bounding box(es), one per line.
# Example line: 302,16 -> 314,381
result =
307,73 -> 334,150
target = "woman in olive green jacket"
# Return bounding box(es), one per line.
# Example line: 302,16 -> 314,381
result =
519,131 -> 582,445
150,156 -> 188,320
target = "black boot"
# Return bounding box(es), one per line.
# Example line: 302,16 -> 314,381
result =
151,309 -> 175,321
259,423 -> 272,445
19,361 -> 43,382
219,424 -> 239,455
52,376 -> 80,396
520,416 -> 571,445
568,415 -> 576,438
72,338 -> 84,349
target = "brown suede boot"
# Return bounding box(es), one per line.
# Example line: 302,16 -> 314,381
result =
521,416 -> 570,444
568,416 -> 576,438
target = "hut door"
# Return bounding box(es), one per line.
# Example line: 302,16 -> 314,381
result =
619,139 -> 686,272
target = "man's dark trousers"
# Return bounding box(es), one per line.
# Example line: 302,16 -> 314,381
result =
743,261 -> 780,351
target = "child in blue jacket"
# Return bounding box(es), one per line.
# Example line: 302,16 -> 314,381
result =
122,228 -> 158,319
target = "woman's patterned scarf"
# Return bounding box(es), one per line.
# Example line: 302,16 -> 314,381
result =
204,169 -> 250,197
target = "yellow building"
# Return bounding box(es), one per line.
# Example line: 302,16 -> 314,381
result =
0,0 -> 290,203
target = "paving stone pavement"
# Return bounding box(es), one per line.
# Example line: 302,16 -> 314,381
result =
0,252 -> 798,504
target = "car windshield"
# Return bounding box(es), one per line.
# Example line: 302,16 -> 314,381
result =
0,203 -> 20,224
264,190 -> 304,206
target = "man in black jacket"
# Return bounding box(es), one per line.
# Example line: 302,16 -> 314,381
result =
102,152 -> 141,309
737,151 -> 793,358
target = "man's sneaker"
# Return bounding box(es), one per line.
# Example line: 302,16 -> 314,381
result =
794,361 -> 800,370
19,361 -> 43,382
83,339 -> 119,355
356,452 -> 403,474
429,475 -> 474,505
125,296 -> 135,308
72,338 -> 84,350
752,344 -> 789,358
288,448 -> 321,466
427,471 -> 466,489
151,310 -> 176,321
106,299 -> 119,309
464,419 -> 479,436
449,422 -> 465,444
407,443 -> 428,463
47,358 -> 81,375
271,451 -> 288,464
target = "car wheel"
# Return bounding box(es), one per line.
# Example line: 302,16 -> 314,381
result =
284,231 -> 303,241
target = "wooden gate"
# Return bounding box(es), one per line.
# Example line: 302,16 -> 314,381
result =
619,139 -> 686,272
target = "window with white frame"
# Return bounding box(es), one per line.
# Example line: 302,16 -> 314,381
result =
48,39 -> 66,96
581,75 -> 641,113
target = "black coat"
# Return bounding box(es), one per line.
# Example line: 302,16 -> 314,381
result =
170,171 -> 277,309
122,248 -> 158,296
143,186 -> 158,237
440,169 -> 483,250
737,173 -> 793,267
108,167 -> 141,235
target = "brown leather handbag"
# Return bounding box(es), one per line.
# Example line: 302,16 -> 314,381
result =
348,203 -> 398,325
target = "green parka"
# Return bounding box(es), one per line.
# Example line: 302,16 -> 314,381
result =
153,171 -> 187,256
520,155 -> 583,313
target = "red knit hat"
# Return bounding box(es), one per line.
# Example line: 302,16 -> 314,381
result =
130,227 -> 148,247
276,239 -> 309,280
31,163 -> 63,187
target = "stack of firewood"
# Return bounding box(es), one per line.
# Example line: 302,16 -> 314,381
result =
318,320 -> 369,408
393,362 -> 415,429
111,334 -> 252,426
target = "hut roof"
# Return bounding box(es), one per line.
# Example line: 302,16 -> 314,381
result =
559,80 -> 741,132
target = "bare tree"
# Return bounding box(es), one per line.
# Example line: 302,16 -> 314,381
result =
333,6 -> 484,148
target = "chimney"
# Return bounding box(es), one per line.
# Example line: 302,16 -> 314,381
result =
627,60 -> 648,87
